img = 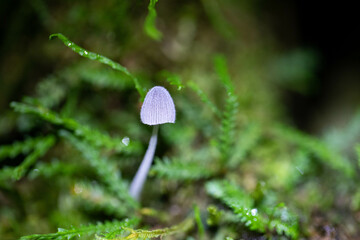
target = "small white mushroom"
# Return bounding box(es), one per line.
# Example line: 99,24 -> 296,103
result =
129,86 -> 176,200
140,86 -> 176,125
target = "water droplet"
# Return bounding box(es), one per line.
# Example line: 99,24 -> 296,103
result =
122,137 -> 130,146
67,43 -> 72,46
84,50 -> 88,55
251,208 -> 258,216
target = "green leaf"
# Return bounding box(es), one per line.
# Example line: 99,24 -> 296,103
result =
49,33 -> 145,99
144,0 -> 163,41
118,217 -> 193,239
194,205 -> 205,239
20,218 -> 139,240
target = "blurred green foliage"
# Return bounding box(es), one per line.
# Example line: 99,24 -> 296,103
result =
1,0 -> 360,239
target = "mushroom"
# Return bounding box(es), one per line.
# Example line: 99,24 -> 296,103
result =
129,86 -> 176,200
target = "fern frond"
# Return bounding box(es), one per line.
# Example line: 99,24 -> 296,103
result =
29,160 -> 81,179
49,33 -> 145,99
205,180 -> 265,232
117,217 -> 193,240
273,124 -> 355,177
0,135 -> 55,181
72,181 -> 129,218
20,218 -> 139,240
11,101 -> 141,154
144,0 -> 162,41
266,203 -> 299,239
0,136 -> 52,161
228,123 -> 261,168
214,55 -> 238,163
151,157 -> 216,180
206,180 -> 299,238
214,55 -> 233,92
217,94 -> 238,162
60,130 -> 138,209
187,81 -> 221,117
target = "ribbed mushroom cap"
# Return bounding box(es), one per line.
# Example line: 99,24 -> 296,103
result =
140,86 -> 176,125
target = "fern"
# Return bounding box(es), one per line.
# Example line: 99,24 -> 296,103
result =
151,157 -> 217,180
265,203 -> 299,239
0,136 -> 52,161
144,0 -> 163,41
205,180 -> 264,231
20,218 -> 139,240
273,124 -> 355,177
227,123 -> 261,168
214,55 -> 238,164
11,101 -> 141,154
29,160 -> 81,179
72,181 -> 130,218
60,130 -> 138,210
0,135 -> 55,181
206,180 -> 299,238
49,33 -> 145,99
100,217 -> 194,240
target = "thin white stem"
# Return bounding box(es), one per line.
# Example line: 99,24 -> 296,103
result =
129,125 -> 159,200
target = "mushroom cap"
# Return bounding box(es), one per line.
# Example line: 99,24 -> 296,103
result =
140,86 -> 176,125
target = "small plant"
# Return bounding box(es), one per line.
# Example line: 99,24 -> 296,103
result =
129,86 -> 176,200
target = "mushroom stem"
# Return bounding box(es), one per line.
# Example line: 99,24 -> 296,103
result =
129,125 -> 159,200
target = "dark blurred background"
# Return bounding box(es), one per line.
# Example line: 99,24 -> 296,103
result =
0,0 -> 359,137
